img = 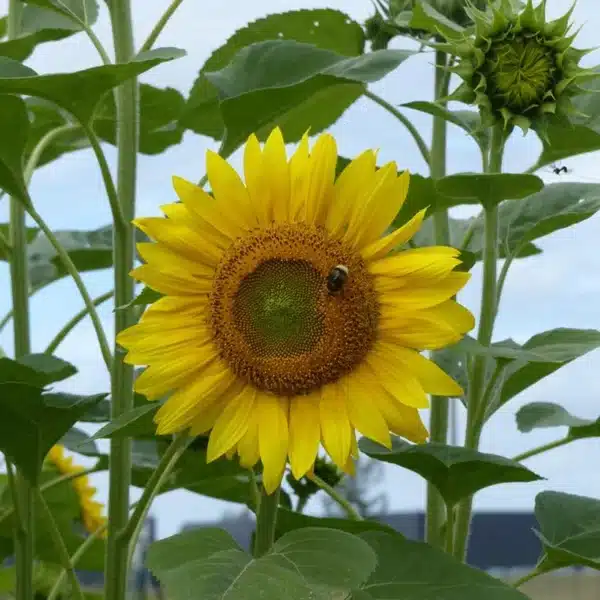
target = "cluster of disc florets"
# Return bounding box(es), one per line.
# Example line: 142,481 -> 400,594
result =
446,0 -> 597,135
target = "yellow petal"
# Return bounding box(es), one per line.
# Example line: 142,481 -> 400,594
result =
133,217 -> 221,266
288,391 -> 321,480
154,361 -> 235,434
129,265 -> 213,296
369,246 -> 460,280
319,381 -> 352,469
257,393 -> 289,494
262,128 -> 291,223
244,133 -> 270,226
304,133 -> 337,226
386,344 -> 464,396
345,371 -> 391,449
207,386 -> 256,462
237,412 -> 260,469
205,151 -> 255,227
326,150 -> 377,239
366,348 -> 429,409
136,243 -> 215,280
289,132 -> 310,222
356,170 -> 410,250
362,209 -> 428,262
377,272 -> 471,310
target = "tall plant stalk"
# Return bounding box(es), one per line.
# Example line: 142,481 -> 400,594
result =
425,49 -> 451,549
7,1 -> 35,599
452,124 -> 505,559
104,1 -> 139,598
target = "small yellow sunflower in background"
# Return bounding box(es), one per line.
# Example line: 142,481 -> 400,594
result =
47,445 -> 106,535
117,128 -> 474,493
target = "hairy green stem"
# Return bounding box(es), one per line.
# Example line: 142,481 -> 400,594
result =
139,0 -> 186,53
47,522 -> 108,600
8,3 -> 35,599
24,204 -> 113,371
310,474 -> 362,521
37,491 -> 85,600
253,487 -> 281,558
364,89 -> 431,167
453,124 -> 505,561
123,434 -> 190,568
426,49 -> 450,549
445,503 -> 455,555
24,125 -> 79,184
512,437 -> 573,462
105,2 -> 139,598
45,290 -> 114,355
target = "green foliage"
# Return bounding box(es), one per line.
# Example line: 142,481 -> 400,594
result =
354,531 -> 529,599
25,0 -> 99,27
183,9 -> 365,139
0,355 -> 105,483
359,437 -> 541,506
535,491 -> 600,572
90,402 -> 160,440
0,94 -> 30,202
147,527 -> 377,600
204,40 -> 414,156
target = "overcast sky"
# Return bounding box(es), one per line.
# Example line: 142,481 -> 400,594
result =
1,0 -> 600,539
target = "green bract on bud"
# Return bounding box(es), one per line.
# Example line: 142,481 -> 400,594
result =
286,457 -> 343,502
446,0 -> 597,135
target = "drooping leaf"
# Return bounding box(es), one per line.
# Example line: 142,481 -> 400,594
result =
60,426 -> 100,456
355,530 -> 529,599
0,48 -> 184,124
205,40 -> 414,156
147,527 -> 377,600
535,491 -> 600,572
15,353 -> 77,384
516,402 -> 600,440
0,94 -> 29,202
25,0 -> 99,27
0,384 -> 106,483
499,329 -> 600,408
407,0 -> 465,40
359,437 -> 541,507
435,173 -> 544,209
183,8 -> 365,139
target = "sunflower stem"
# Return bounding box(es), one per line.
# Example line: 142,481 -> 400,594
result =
426,49 -> 451,550
122,433 -> 190,569
37,491 -> 85,600
8,2 -> 35,598
512,437 -> 573,462
254,486 -> 281,558
105,1 -> 139,599
453,124 -> 505,561
310,473 -> 362,521
139,0 -> 186,53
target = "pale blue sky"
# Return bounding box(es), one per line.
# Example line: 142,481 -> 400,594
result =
1,0 -> 600,539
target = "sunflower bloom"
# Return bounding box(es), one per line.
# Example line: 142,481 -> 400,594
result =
47,445 -> 106,535
117,128 -> 474,493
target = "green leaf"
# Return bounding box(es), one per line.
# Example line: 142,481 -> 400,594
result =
118,285 -> 162,311
359,437 -> 541,506
147,527 -> 377,600
435,173 -> 544,209
408,0 -> 465,39
183,8 -> 365,139
89,402 -> 159,441
275,508 -> 399,539
60,426 -> 100,456
356,530 -> 529,599
0,48 -> 184,124
0,384 -> 105,483
496,182 -> 600,254
95,83 -> 185,155
0,94 -> 29,202
205,40 -> 414,156
15,353 -> 77,385
0,5 -> 80,61
516,402 -> 600,440
535,491 -> 600,572
25,0 -> 99,26
499,329 -> 600,408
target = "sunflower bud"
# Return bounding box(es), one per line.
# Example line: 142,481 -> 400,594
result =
446,0 -> 597,134
286,457 -> 343,504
